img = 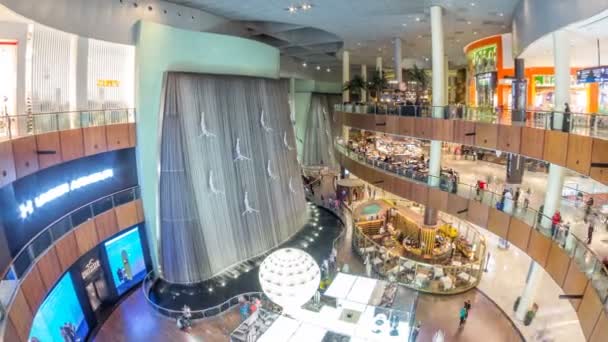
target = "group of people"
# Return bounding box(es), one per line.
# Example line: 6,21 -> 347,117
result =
239,297 -> 261,322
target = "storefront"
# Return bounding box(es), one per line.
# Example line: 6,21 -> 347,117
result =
465,34 -> 598,113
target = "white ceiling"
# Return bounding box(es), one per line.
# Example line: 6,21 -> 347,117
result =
165,0 -> 518,68
520,9 -> 608,68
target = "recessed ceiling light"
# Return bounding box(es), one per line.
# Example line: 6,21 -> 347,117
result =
402,23 -> 407,27
316,65 -> 321,70
357,42 -> 362,46
456,39 -> 461,43
467,21 -> 472,25
287,6 -> 297,13
425,57 -> 429,61
415,17 -> 420,22
326,68 -> 331,72
473,31 -> 478,35
498,12 -> 504,17
470,2 -> 476,6
302,62 -> 307,67
417,35 -> 423,39
301,3 -> 312,10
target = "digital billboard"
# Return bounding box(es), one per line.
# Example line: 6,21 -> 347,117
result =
28,273 -> 89,342
104,227 -> 147,295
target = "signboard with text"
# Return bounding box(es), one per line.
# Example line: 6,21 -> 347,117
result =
577,66 -> 608,84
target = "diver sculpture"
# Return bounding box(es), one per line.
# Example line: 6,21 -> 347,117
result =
267,159 -> 278,180
234,138 -> 251,161
199,112 -> 216,138
283,131 -> 294,151
242,191 -> 260,215
288,177 -> 297,194
209,170 -> 224,195
260,109 -> 273,133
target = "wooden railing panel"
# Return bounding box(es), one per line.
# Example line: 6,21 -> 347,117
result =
0,140 -> 16,188
35,131 -> 62,169
566,134 -> 593,176
12,136 -> 39,178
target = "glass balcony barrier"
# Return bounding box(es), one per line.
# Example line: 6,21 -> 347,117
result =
0,186 -> 140,312
335,143 -> 608,304
334,104 -> 608,140
0,108 -> 135,142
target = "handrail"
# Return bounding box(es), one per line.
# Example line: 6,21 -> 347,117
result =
0,186 -> 140,308
334,103 -> 608,140
336,143 -> 608,304
0,108 -> 136,141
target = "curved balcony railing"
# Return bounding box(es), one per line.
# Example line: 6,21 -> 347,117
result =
0,108 -> 136,142
0,186 -> 141,313
351,201 -> 486,294
336,143 -> 608,307
335,103 -> 608,140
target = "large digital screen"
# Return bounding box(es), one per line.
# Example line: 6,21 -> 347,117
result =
104,227 -> 147,295
0,149 -> 137,257
28,273 -> 89,342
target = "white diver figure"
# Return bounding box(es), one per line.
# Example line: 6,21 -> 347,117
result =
242,191 -> 260,215
208,170 -> 224,195
199,112 -> 216,138
288,99 -> 296,122
283,131 -> 294,151
267,159 -> 278,180
288,177 -> 297,194
234,138 -> 251,161
260,109 -> 273,133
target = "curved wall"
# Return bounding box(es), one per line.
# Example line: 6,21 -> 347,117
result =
135,21 -> 281,271
512,0 -> 608,56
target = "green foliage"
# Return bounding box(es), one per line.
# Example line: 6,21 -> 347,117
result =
404,65 -> 430,100
343,75 -> 367,94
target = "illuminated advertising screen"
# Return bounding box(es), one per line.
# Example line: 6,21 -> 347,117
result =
104,227 -> 147,295
0,149 -> 137,258
28,273 -> 89,342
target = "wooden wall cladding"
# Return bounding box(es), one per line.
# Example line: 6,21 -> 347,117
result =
577,284 -> 604,340
106,123 -> 131,151
447,193 -> 468,218
3,319 -> 21,342
432,119 -> 454,142
486,208 -> 510,239
589,167 -> 608,185
453,120 -> 476,145
135,199 -> 145,222
414,118 -> 433,140
59,128 -> 85,162
589,312 -> 608,342
466,200 -> 490,228
507,218 -> 532,252
12,136 -> 40,178
35,247 -> 63,290
526,229 -> 552,267
497,125 -> 521,154
373,115 -> 388,133
74,220 -> 99,255
427,188 -> 448,212
8,290 -> 33,342
83,126 -> 108,156
0,140 -> 16,188
393,179 -> 412,200
20,265 -> 47,313
474,123 -> 498,149
398,117 -> 415,137
563,260 -> 589,311
543,130 -> 569,165
128,122 -> 137,147
566,134 -> 593,176
54,232 -> 80,271
35,131 -> 62,170
385,115 -> 400,135
115,201 -> 140,230
544,244 -> 571,286
94,209 -> 119,242
590,138 -> 608,185
410,182 -> 429,205
520,127 -> 545,160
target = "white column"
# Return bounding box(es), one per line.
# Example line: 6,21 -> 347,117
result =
394,38 -> 403,85
428,5 -> 446,188
376,56 -> 383,74
542,163 -> 565,225
444,56 -> 449,105
361,64 -> 368,102
516,261 -> 543,321
342,50 -> 350,103
553,30 -> 570,130
289,77 -> 296,124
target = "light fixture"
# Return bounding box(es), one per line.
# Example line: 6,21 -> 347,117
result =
316,65 -> 321,70
467,21 -> 472,25
357,42 -> 362,46
498,12 -> 504,17
326,68 -> 331,72
425,57 -> 429,61
402,23 -> 407,27
417,35 -> 422,39
470,2 -> 476,6
473,31 -> 478,35
415,17 -> 420,22
456,39 -> 461,43
302,62 -> 307,67
287,6 -> 297,13
259,248 -> 320,310
301,3 -> 312,10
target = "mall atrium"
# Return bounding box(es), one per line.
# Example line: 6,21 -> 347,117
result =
0,0 -> 608,341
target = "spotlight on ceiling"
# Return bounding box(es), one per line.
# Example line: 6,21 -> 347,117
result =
287,6 -> 297,13
467,21 -> 472,25
470,2 -> 476,6
498,12 -> 504,17
415,17 -> 420,22
301,3 -> 312,10
326,68 -> 331,72
473,31 -> 478,35
316,65 -> 321,70
302,62 -> 307,67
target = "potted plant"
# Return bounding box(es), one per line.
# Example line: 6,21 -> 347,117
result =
368,70 -> 388,102
404,65 -> 430,103
343,75 -> 367,103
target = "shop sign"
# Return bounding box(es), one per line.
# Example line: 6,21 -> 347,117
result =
577,66 -> 608,83
534,75 -> 580,87
467,44 -> 497,75
81,258 -> 102,281
97,80 -> 120,87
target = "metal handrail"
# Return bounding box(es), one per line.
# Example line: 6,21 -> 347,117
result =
334,103 -> 608,140
336,144 -> 608,303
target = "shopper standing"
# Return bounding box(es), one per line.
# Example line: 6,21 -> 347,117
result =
562,103 -> 571,133
551,211 -> 562,239
513,187 -> 521,209
523,188 -> 531,209
588,221 -> 595,245
411,321 -> 421,341
584,196 -> 594,223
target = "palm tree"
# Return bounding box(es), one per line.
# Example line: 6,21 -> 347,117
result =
343,75 -> 366,102
404,65 -> 430,102
368,70 -> 388,102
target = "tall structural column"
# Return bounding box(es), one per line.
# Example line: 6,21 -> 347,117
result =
516,261 -> 543,321
376,56 -> 383,74
361,64 -> 368,102
542,30 -> 569,222
394,38 -> 403,85
425,5 -> 446,226
507,58 -> 526,186
342,50 -> 350,103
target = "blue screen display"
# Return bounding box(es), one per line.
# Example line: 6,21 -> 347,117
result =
29,273 -> 89,342
104,227 -> 147,295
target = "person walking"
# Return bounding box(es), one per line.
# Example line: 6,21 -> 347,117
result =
587,215 -> 596,244
411,321 -> 421,341
459,305 -> 467,327
513,187 -> 521,210
584,196 -> 594,223
523,188 -> 531,209
465,300 -> 472,320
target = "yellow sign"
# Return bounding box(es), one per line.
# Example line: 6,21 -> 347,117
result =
97,80 -> 120,87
